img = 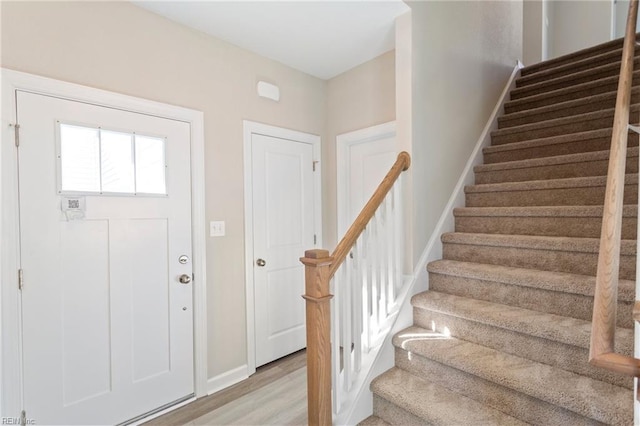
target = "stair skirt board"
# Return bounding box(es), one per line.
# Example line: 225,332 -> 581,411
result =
364,36 -> 637,426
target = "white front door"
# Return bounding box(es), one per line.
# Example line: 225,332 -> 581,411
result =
250,132 -> 316,367
17,91 -> 194,425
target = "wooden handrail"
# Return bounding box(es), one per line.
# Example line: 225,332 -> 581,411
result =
329,151 -> 411,278
590,0 -> 640,376
301,151 -> 411,426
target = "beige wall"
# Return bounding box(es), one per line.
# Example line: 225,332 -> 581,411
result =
547,0 -> 612,59
523,0 -> 545,66
407,0 -> 523,266
1,1 -> 326,380
323,51 -> 396,248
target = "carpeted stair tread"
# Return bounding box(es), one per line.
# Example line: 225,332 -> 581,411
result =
410,292 -> 632,352
474,147 -> 639,183
393,326 -> 633,425
491,104 -> 640,145
441,232 -> 636,256
442,232 -> 636,279
427,259 -> 635,329
483,128 -> 616,163
370,367 -> 529,426
510,57 -> 640,100
499,87 -> 640,129
517,47 -> 629,87
520,36 -> 628,76
466,173 -> 637,191
466,174 -> 635,192
476,147 -> 638,173
464,175 -> 638,210
357,415 -> 390,426
427,259 -> 635,301
453,205 -> 638,238
505,70 -> 640,114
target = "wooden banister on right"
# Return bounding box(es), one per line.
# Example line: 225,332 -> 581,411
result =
301,151 -> 411,426
590,0 -> 640,377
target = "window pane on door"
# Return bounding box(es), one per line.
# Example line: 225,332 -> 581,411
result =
58,124 -> 167,196
60,124 -> 101,192
101,130 -> 134,193
135,135 -> 166,195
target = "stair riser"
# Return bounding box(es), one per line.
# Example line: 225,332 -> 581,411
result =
412,310 -> 632,390
442,242 -> 636,279
492,115 -> 616,146
454,215 -> 637,239
483,133 -> 639,164
372,396 -> 425,426
521,39 -> 625,76
465,182 -> 638,207
517,50 -> 628,88
475,155 -> 638,184
429,272 -> 634,328
505,73 -> 640,114
499,90 -> 640,129
394,347 -> 607,426
511,59 -> 640,101
500,96 -> 616,129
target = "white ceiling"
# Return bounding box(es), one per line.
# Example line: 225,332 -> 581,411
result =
133,1 -> 410,80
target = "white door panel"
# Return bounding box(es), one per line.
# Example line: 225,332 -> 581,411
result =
338,127 -> 396,237
252,133 -> 314,367
18,91 -> 194,425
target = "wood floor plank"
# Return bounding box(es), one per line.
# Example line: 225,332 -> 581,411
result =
144,350 -> 307,426
191,368 -> 307,425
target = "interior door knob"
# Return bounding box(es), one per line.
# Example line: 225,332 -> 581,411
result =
256,259 -> 266,267
179,274 -> 192,284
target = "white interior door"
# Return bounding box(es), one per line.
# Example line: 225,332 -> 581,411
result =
17,91 -> 194,425
251,133 -> 315,367
337,122 -> 397,236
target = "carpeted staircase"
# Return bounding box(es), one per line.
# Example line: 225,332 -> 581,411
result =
362,37 -> 638,425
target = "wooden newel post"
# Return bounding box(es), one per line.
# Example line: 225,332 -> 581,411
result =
301,249 -> 334,426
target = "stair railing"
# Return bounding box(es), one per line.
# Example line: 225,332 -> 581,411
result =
301,151 -> 411,425
590,0 -> 640,376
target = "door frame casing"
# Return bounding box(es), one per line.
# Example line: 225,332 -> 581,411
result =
336,121 -> 396,237
0,68 -> 208,418
242,120 -> 322,374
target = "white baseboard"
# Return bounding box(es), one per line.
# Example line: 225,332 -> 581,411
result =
207,364 -> 250,396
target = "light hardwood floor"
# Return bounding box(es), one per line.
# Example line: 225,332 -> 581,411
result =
144,350 -> 307,426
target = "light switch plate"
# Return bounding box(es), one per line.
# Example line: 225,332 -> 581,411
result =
210,221 -> 226,237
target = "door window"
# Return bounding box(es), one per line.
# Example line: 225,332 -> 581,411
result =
58,122 -> 167,195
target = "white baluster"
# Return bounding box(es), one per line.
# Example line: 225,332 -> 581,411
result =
385,191 -> 395,312
394,179 -> 404,292
341,254 -> 352,391
330,275 -> 341,414
352,240 -> 362,372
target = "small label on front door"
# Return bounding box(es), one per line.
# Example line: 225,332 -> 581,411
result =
61,196 -> 86,221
